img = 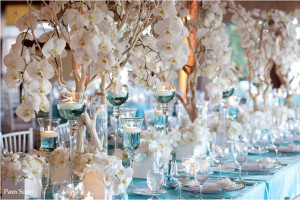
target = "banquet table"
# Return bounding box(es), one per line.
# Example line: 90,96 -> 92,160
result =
44,152 -> 300,200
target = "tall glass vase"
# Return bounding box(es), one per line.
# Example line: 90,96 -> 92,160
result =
221,88 -> 234,147
153,82 -> 175,134
106,85 -> 129,152
37,117 -> 61,186
57,92 -> 86,181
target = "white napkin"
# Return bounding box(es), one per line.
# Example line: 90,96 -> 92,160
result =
279,144 -> 300,152
242,158 -> 275,170
187,178 -> 235,191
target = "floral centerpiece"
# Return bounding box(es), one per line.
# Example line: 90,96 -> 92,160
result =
1,153 -> 46,198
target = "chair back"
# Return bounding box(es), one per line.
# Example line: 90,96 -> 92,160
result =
58,123 -> 69,142
1,128 -> 33,153
143,109 -> 154,129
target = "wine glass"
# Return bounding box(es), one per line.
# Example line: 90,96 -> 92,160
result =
286,118 -> 295,145
194,156 -> 210,200
37,117 -> 61,185
147,170 -> 164,200
153,82 -> 175,134
210,145 -> 230,180
41,163 -> 50,200
106,85 -> 129,151
57,92 -> 86,181
52,182 -> 61,200
252,130 -> 263,162
171,160 -> 191,199
121,117 -> 144,189
271,128 -> 284,163
231,141 -> 248,183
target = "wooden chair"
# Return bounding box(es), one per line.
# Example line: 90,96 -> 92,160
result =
1,128 -> 33,153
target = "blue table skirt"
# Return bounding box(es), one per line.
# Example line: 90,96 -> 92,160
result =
128,153 -> 300,200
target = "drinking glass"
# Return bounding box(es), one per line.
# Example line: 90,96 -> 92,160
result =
147,170 -> 164,200
121,117 -> 144,189
57,92 -> 86,181
106,85 -> 129,151
153,82 -> 175,134
286,118 -> 295,145
52,182 -> 61,200
271,128 -> 284,163
194,156 -> 210,200
231,141 -> 248,182
252,130 -> 263,161
41,163 -> 50,200
119,107 -> 137,148
171,160 -> 191,199
38,117 -> 61,185
210,145 -> 230,180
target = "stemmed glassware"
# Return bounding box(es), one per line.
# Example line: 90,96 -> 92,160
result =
37,117 -> 61,186
210,145 -> 230,180
57,92 -> 86,181
121,117 -> 144,189
231,141 -> 248,183
147,170 -> 164,200
171,160 -> 191,199
194,156 -> 211,200
103,175 -> 112,200
153,82 -> 175,134
106,85 -> 129,151
41,163 -> 50,200
271,128 -> 284,163
52,182 -> 61,200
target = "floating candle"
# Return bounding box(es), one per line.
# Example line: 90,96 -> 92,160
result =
109,92 -> 127,98
123,127 -> 141,133
59,102 -> 83,109
41,131 -> 58,138
155,110 -> 163,116
155,90 -> 173,96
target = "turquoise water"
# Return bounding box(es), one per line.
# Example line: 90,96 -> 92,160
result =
154,91 -> 175,104
106,93 -> 129,106
274,97 -> 285,106
226,107 -> 239,120
154,115 -> 168,131
41,136 -> 58,152
222,88 -> 234,99
123,132 -> 140,152
57,104 -> 85,120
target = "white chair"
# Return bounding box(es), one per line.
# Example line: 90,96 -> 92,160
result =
58,123 -> 69,142
143,109 -> 154,129
1,128 -> 33,153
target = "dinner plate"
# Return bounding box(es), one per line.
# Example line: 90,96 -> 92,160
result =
233,161 -> 281,172
133,188 -> 166,196
211,167 -> 235,173
248,149 -> 269,155
182,179 -> 245,194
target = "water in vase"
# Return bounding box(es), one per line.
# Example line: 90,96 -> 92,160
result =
154,91 -> 175,104
57,103 -> 85,120
154,115 -> 168,131
41,131 -> 58,152
123,132 -> 140,152
222,88 -> 234,99
106,93 -> 129,106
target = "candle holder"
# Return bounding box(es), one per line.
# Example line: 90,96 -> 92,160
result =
121,117 -> 144,189
226,96 -> 240,121
273,88 -> 286,106
221,88 -> 234,147
153,82 -> 175,134
57,92 -> 86,181
106,85 -> 129,151
37,117 -> 61,186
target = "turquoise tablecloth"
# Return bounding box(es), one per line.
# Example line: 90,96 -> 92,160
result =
127,153 -> 300,200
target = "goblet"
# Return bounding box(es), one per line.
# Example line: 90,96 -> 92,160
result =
231,141 -> 248,183
171,160 -> 191,200
210,145 -> 230,180
121,117 -> 144,189
106,85 -> 129,151
153,82 -> 175,134
271,128 -> 284,163
37,117 -> 61,185
41,163 -> 50,200
57,92 -> 86,181
147,170 -> 164,200
194,156 -> 210,200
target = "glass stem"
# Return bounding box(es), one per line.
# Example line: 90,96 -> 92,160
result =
161,103 -> 168,134
222,105 -> 227,147
113,106 -> 120,151
178,181 -> 182,199
258,146 -> 261,162
238,164 -> 242,181
200,184 -> 204,200
219,164 -> 222,180
129,156 -> 134,188
67,120 -> 77,181
275,148 -> 278,163
42,188 -> 46,200
45,152 -> 52,186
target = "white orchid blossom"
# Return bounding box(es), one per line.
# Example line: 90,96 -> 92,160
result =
3,52 -> 25,72
42,36 -> 67,59
16,102 -> 35,122
26,59 -> 54,80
